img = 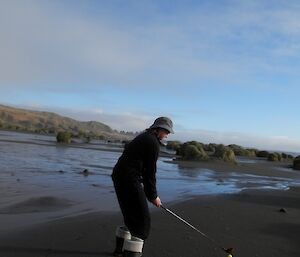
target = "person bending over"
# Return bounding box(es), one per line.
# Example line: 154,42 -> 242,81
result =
112,117 -> 174,257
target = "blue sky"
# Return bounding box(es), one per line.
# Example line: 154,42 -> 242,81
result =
1,0 -> 300,152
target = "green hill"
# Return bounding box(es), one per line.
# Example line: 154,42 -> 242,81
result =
0,104 -> 131,140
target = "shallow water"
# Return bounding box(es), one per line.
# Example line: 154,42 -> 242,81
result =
1,130 -> 300,218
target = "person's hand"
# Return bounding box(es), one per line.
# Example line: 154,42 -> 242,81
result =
151,196 -> 162,207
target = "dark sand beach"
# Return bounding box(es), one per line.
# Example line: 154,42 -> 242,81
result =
0,159 -> 300,257
0,188 -> 299,257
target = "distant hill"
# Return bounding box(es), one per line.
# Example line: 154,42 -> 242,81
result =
0,104 -> 132,140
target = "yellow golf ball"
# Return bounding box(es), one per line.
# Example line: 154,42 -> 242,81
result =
228,255 -> 233,257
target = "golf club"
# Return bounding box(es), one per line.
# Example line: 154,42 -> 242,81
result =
161,205 -> 234,256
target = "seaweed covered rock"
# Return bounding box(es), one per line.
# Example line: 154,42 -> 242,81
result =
281,153 -> 294,161
293,156 -> 300,170
275,152 -> 282,161
203,143 -> 216,152
281,153 -> 294,160
228,144 -> 256,157
227,144 -> 241,151
56,131 -> 72,143
256,150 -> 269,158
213,144 -> 236,163
245,148 -> 257,157
268,153 -> 279,162
267,152 -> 283,162
177,141 -> 208,161
187,141 -> 204,150
182,145 -> 209,161
177,141 -> 199,156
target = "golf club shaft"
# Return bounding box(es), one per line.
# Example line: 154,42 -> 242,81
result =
161,205 -> 207,236
160,205 -> 226,252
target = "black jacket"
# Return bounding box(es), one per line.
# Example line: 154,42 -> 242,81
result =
112,130 -> 160,201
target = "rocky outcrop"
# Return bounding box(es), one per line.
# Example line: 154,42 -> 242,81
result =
256,150 -> 269,158
177,142 -> 209,161
213,145 -> 236,163
293,156 -> 300,170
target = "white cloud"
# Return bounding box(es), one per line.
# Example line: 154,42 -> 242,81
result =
94,109 -> 104,114
1,1 -> 300,151
0,1 -> 146,86
1,0 -> 300,90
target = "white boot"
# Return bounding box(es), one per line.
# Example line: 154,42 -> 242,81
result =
113,226 -> 131,257
123,236 -> 144,257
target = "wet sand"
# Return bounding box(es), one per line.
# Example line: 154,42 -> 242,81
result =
0,188 -> 299,257
0,159 -> 300,257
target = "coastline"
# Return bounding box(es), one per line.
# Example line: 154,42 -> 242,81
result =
1,131 -> 300,256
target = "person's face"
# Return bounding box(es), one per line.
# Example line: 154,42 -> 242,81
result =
157,129 -> 170,140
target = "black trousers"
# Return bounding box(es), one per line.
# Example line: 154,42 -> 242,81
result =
113,178 -> 150,240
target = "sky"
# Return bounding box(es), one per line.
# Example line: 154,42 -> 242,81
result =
0,0 -> 300,152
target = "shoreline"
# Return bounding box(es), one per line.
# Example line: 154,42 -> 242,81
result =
0,138 -> 174,157
0,138 -> 124,153
1,156 -> 299,239
168,158 -> 299,179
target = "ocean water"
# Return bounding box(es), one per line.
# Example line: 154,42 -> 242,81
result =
1,130 -> 300,216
